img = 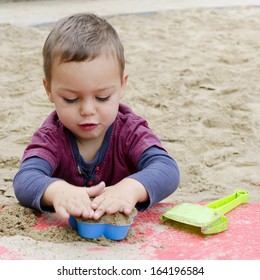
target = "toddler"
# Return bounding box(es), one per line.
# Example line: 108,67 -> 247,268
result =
13,13 -> 180,220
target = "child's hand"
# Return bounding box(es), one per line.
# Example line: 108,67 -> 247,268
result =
90,178 -> 148,220
42,181 -> 105,219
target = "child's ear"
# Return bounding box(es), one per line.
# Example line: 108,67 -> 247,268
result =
42,78 -> 53,103
120,73 -> 128,99
122,72 -> 128,88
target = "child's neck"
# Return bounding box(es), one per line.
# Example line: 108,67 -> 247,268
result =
76,137 -> 104,162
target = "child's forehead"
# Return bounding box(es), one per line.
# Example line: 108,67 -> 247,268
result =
53,51 -> 120,68
51,54 -> 122,80
50,55 -> 123,91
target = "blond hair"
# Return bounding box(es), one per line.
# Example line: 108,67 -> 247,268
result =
43,13 -> 125,85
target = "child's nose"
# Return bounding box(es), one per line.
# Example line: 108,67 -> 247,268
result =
80,100 -> 96,116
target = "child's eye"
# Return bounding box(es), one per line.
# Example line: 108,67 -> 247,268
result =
63,98 -> 79,104
96,96 -> 110,102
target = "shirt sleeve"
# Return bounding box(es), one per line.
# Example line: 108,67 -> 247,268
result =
13,157 -> 61,212
128,146 -> 180,211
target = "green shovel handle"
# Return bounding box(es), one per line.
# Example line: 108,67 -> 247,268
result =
206,190 -> 249,215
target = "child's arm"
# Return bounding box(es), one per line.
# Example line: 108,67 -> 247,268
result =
91,146 -> 179,219
13,157 -> 105,219
129,146 -> 180,208
13,157 -> 60,211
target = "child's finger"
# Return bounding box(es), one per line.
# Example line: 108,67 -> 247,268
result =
92,208 -> 106,220
106,201 -> 132,215
90,194 -> 105,210
86,181 -> 105,197
81,207 -> 94,219
55,206 -> 70,220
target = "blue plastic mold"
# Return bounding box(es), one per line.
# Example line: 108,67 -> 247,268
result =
69,213 -> 136,241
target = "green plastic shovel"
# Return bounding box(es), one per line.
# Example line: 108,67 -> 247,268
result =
161,190 -> 249,234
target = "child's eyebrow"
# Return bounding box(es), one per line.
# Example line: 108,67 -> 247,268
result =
94,85 -> 116,93
56,87 -> 79,94
57,85 -> 116,93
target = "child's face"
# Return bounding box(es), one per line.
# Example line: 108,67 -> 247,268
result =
43,54 -> 127,144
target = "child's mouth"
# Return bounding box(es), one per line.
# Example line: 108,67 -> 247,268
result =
79,123 -> 98,131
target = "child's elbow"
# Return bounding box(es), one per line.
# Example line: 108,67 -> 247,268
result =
13,172 -> 23,203
170,159 -> 180,192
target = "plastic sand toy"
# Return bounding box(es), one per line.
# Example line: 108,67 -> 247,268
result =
161,190 -> 249,234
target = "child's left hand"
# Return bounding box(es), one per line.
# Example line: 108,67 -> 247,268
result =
90,178 -> 148,220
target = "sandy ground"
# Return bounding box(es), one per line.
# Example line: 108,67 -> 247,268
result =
0,0 -> 260,259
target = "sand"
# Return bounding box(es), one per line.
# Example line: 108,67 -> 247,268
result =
0,1 -> 260,259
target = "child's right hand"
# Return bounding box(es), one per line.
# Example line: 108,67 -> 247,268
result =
41,181 -> 105,220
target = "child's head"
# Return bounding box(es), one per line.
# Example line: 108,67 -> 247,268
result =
42,13 -> 128,146
43,13 -> 125,86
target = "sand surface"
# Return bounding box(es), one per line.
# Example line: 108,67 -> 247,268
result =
0,1 -> 260,259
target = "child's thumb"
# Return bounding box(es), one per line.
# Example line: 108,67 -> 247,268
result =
86,181 -> 105,197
